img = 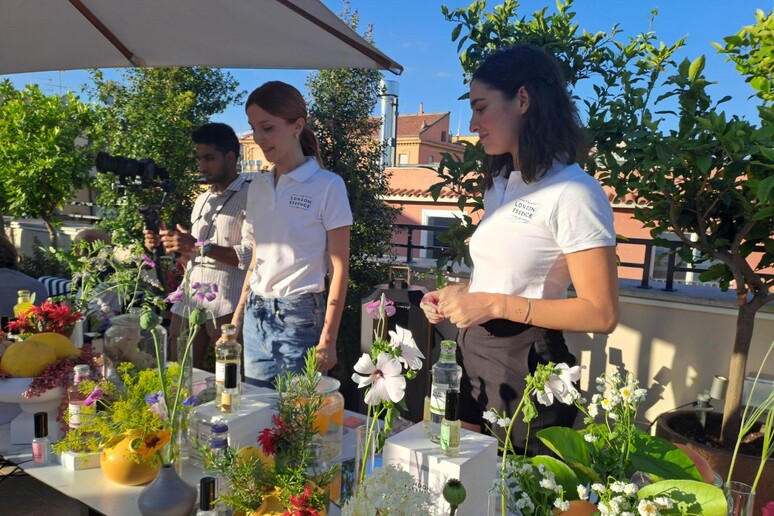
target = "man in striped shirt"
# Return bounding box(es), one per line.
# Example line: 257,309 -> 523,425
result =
144,123 -> 251,370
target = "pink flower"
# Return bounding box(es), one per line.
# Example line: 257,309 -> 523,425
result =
191,282 -> 218,303
141,254 -> 156,269
194,238 -> 211,248
83,387 -> 105,407
164,287 -> 185,303
366,297 -> 396,319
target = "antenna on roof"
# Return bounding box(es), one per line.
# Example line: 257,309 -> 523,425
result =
456,111 -> 461,137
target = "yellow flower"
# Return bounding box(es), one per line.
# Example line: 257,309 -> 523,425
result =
130,429 -> 171,459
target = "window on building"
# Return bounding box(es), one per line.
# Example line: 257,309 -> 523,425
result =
421,210 -> 463,260
650,232 -> 720,285
441,131 -> 447,142
428,156 -> 434,164
398,153 -> 408,165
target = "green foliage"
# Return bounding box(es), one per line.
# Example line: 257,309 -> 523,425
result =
88,67 -> 244,244
0,81 -> 99,247
18,239 -> 69,279
304,7 -> 398,401
713,8 -> 774,104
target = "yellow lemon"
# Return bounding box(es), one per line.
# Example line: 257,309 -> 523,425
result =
26,332 -> 80,360
235,445 -> 274,469
0,340 -> 58,377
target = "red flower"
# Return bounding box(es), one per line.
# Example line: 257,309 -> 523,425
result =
283,486 -> 320,516
257,414 -> 284,456
7,300 -> 82,335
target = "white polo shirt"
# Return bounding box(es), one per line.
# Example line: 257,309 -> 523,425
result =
469,161 -> 615,299
244,157 -> 352,298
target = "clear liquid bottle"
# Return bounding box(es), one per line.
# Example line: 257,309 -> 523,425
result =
67,364 -> 92,430
220,363 -> 240,416
429,340 -> 462,443
215,324 -> 241,408
440,389 -> 461,457
13,289 -> 34,318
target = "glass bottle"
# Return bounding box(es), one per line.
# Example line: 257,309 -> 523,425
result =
196,376 -> 217,405
220,362 -> 240,416
440,389 -> 461,457
13,289 -> 34,318
215,324 -> 241,408
429,340 -> 462,443
209,420 -> 229,459
197,476 -> 217,516
104,308 -> 164,371
67,364 -> 92,430
32,411 -> 51,465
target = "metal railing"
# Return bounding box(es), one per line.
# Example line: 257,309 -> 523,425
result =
389,223 -> 772,292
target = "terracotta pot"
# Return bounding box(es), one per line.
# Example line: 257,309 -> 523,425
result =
656,410 -> 774,514
554,500 -> 598,515
100,432 -> 160,486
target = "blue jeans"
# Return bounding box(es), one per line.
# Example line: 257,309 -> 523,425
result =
243,292 -> 325,387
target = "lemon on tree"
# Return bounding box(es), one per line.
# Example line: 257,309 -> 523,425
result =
1,340 -> 58,377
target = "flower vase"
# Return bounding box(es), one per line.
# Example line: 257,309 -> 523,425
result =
176,336 -> 193,398
354,424 -> 382,491
726,481 -> 755,516
137,463 -> 197,516
100,432 -> 160,486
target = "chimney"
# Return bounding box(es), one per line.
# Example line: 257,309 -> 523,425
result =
378,80 -> 399,170
419,102 -> 423,115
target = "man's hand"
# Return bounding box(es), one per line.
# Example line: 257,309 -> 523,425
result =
160,224 -> 197,256
143,229 -> 161,253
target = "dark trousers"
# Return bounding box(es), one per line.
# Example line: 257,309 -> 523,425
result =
458,319 -> 578,456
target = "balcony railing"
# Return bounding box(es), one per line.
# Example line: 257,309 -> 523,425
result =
390,223 -> 771,292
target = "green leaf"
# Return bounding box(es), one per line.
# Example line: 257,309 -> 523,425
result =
688,55 -> 706,82
530,455 -> 580,497
750,76 -> 770,93
757,175 -> 774,202
630,434 -> 703,481
696,154 -> 712,174
536,427 -> 591,469
637,480 -> 726,516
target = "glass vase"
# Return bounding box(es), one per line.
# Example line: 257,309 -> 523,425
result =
354,424 -> 382,492
726,481 -> 755,516
176,336 -> 194,398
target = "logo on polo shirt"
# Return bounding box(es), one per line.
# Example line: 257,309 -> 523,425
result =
511,198 -> 537,222
288,194 -> 312,210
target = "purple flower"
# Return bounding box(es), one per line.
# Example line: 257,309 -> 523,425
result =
141,254 -> 156,269
366,297 -> 396,319
145,391 -> 163,405
194,239 -> 211,248
191,282 -> 218,303
164,287 -> 185,304
182,396 -> 197,408
83,387 -> 105,407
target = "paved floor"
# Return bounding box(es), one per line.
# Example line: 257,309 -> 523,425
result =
0,458 -> 83,516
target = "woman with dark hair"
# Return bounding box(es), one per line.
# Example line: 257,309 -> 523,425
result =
234,81 -> 352,387
421,45 -> 619,454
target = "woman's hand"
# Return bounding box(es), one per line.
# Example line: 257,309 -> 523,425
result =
420,289 -> 445,324
439,291 -> 499,329
316,340 -> 337,372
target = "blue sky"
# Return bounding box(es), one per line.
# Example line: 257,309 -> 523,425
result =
2,0 -> 766,137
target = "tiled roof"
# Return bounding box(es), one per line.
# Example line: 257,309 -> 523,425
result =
387,187 -> 457,200
396,112 -> 449,137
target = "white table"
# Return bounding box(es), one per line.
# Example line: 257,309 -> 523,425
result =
0,370 -> 363,516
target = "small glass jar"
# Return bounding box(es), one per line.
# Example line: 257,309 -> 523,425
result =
314,376 -> 344,461
104,308 -> 166,371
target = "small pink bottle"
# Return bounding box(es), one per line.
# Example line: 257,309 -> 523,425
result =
32,411 -> 51,465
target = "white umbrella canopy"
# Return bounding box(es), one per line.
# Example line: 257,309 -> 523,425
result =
0,0 -> 402,75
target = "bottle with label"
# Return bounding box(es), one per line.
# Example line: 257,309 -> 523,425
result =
440,389 -> 461,457
197,476 -> 217,516
220,363 -> 240,416
32,411 -> 51,465
13,289 -> 34,318
215,324 -> 241,408
67,364 -> 92,430
429,340 -> 462,443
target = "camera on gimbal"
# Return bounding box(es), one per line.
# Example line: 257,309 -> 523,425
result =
95,151 -> 169,187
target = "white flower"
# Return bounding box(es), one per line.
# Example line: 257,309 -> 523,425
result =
584,433 -> 598,443
654,497 -> 673,509
623,483 -> 639,496
388,325 -> 424,370
554,499 -> 570,511
577,484 -> 589,500
637,500 -> 659,515
351,352 -> 406,405
536,363 -> 582,406
482,409 -> 499,424
588,403 -> 599,418
591,483 -> 606,494
539,477 -> 558,491
496,417 -> 510,428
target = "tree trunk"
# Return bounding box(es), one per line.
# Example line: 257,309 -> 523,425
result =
720,301 -> 757,444
43,217 -> 59,249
